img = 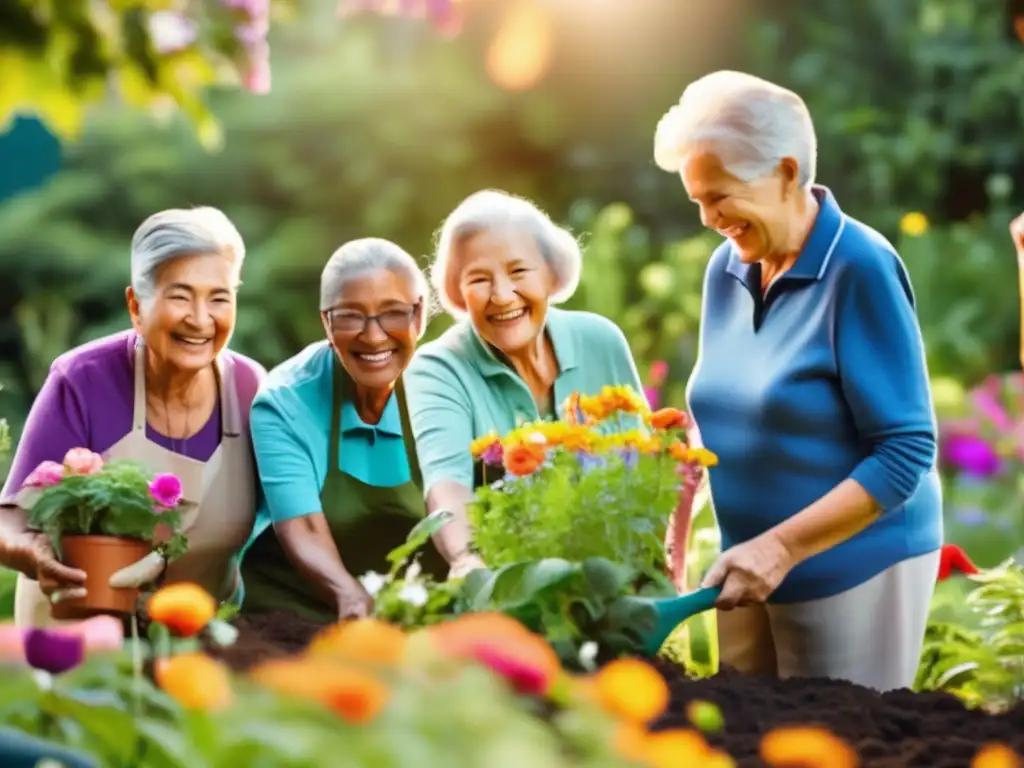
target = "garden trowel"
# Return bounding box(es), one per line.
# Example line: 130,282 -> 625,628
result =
636,586 -> 722,656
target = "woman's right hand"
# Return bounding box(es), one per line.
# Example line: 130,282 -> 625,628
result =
1012,213 -> 1024,257
4,531 -> 88,602
335,577 -> 374,620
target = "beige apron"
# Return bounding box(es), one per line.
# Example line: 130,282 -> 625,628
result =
14,340 -> 256,628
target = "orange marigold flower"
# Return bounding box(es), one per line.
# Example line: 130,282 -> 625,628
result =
597,385 -> 649,417
594,658 -> 670,724
973,743 -> 1023,768
561,425 -> 595,452
760,726 -> 857,768
251,658 -> 390,724
649,407 -> 688,431
644,728 -> 712,767
668,439 -> 689,462
147,582 -> 216,637
503,441 -> 546,476
306,618 -> 407,666
579,394 -> 610,421
613,722 -> 651,764
155,653 -> 233,710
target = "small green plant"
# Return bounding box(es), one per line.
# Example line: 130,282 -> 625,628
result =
18,449 -> 189,560
915,559 -> 1024,709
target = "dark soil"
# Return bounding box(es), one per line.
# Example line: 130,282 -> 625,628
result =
651,659 -> 1024,768
208,612 -> 1024,767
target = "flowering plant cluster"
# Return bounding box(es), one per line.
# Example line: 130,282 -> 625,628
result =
468,386 -> 715,573
939,373 -> 1024,547
18,448 -> 189,560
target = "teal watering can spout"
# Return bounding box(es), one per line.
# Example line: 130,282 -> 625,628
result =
638,586 -> 721,656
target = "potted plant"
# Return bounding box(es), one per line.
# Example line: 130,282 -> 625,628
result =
16,448 -> 189,620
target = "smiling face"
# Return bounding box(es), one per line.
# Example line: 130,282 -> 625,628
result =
322,268 -> 422,391
127,251 -> 237,373
681,152 -> 800,263
456,227 -> 557,356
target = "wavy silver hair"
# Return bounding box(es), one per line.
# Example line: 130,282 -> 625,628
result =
131,206 -> 245,303
654,70 -> 817,187
429,190 -> 582,317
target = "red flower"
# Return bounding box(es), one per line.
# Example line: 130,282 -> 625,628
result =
937,544 -> 979,581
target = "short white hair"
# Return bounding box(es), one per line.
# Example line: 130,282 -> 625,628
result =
653,70 -> 817,187
131,206 -> 245,302
320,238 -> 431,338
430,190 -> 582,316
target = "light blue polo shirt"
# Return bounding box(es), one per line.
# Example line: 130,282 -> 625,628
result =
687,186 -> 943,604
404,307 -> 644,494
247,341 -> 410,544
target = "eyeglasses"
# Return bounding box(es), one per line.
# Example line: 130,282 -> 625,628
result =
326,302 -> 420,335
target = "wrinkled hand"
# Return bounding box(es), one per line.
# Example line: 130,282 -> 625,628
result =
4,531 -> 87,603
336,579 -> 374,620
1012,213 -> 1024,257
448,553 -> 485,581
108,551 -> 166,590
701,531 -> 795,610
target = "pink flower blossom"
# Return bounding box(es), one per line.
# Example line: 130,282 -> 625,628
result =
649,360 -> 669,384
22,460 -> 65,488
473,644 -> 548,696
481,442 -> 503,466
242,40 -> 271,94
149,473 -> 184,509
63,448 -> 104,475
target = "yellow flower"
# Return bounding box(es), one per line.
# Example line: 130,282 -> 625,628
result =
972,743 -> 1023,768
470,432 -> 501,458
899,211 -> 928,237
594,658 -> 670,724
689,447 -> 718,467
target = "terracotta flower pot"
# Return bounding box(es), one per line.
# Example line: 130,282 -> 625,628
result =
51,535 -> 153,621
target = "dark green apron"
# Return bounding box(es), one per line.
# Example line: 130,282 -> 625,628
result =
240,360 -> 447,623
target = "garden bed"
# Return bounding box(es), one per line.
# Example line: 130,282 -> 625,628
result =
213,613 -> 1024,768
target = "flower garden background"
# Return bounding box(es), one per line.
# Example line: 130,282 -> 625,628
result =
0,0 -> 1023,766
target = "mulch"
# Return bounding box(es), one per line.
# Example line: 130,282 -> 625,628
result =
207,611 -> 1024,767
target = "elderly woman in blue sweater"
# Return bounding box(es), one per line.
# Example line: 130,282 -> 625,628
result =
654,71 -> 942,692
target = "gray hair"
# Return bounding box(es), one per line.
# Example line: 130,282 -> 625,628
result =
130,207 -> 246,303
653,70 -> 817,187
320,238 -> 431,337
430,190 -> 582,317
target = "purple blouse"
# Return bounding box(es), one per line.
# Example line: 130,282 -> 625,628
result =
1,330 -> 265,504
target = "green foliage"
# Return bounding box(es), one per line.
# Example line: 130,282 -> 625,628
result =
25,460 -> 188,560
915,560 -> 1024,708
0,0 -> 289,146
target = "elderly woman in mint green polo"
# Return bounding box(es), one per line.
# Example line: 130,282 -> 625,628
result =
240,239 -> 450,622
404,190 -> 646,577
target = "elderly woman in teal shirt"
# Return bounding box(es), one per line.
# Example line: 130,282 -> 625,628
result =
405,190 -> 647,576
240,238 -> 449,621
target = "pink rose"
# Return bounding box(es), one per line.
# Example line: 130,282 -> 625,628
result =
23,460 -> 65,488
149,473 -> 184,509
63,448 -> 104,475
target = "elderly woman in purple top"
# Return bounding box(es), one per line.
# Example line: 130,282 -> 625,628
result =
0,207 -> 265,627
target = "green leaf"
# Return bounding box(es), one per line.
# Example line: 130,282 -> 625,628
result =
386,510 -> 454,575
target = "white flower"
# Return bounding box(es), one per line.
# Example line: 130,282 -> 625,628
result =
578,641 -> 599,670
405,559 -> 422,583
526,431 -> 547,445
399,582 -> 429,608
358,571 -> 387,596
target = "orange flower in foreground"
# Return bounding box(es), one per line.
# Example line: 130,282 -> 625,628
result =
251,658 -> 390,724
649,407 -> 688,431
155,653 -> 233,710
614,722 -> 652,764
973,743 -> 1023,768
760,726 -> 858,768
594,658 -> 670,724
503,441 -> 546,476
147,583 -> 216,637
306,618 -> 407,666
427,612 -> 562,696
644,728 -> 713,766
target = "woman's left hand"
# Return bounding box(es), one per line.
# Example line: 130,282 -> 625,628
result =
701,531 -> 796,610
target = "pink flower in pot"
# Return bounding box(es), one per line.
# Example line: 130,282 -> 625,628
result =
149,473 -> 184,510
63,448 -> 104,476
23,461 -> 65,488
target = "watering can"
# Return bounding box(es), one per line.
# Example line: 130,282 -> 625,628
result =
635,586 -> 722,656
0,726 -> 99,768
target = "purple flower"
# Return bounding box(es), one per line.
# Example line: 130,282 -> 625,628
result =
578,453 -> 606,473
481,442 -> 503,466
953,506 -> 988,527
942,434 -> 1001,478
23,629 -> 84,675
149,473 -> 184,509
643,386 -> 660,410
617,447 -> 639,470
